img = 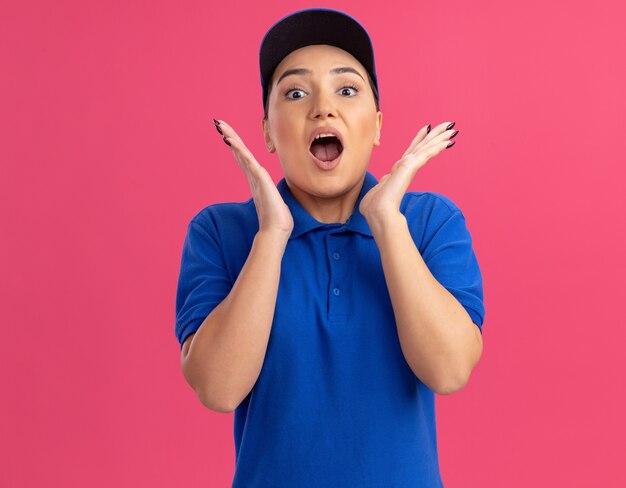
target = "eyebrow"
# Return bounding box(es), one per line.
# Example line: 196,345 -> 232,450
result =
275,66 -> 365,86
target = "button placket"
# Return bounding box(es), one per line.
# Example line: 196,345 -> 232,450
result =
326,231 -> 348,320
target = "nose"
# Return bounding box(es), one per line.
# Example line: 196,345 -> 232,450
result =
309,87 -> 337,119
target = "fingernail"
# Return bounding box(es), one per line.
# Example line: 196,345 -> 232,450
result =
450,130 -> 459,139
213,118 -> 223,135
427,124 -> 431,134
446,140 -> 456,149
223,136 -> 231,147
446,122 -> 456,130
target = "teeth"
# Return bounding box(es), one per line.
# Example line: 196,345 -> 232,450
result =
314,133 -> 337,140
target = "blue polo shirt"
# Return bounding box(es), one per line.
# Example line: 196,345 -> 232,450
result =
175,170 -> 485,487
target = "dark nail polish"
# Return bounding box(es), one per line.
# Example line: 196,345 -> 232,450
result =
446,122 -> 456,130
450,130 -> 459,139
223,136 -> 231,147
427,124 -> 431,134
446,140 -> 455,149
213,119 -> 223,135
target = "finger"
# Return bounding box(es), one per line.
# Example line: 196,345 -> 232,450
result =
214,120 -> 249,154
414,121 -> 454,146
431,121 -> 456,136
417,125 -> 459,154
402,121 -> 456,159
412,121 -> 450,145
421,139 -> 457,161
214,120 -> 258,165
214,119 -> 268,183
424,129 -> 459,148
401,124 -> 431,159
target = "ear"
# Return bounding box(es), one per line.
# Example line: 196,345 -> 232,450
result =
373,111 -> 383,146
262,118 -> 275,153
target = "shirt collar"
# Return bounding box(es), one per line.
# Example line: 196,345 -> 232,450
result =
276,170 -> 378,240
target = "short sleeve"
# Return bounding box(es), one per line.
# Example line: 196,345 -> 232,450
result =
420,206 -> 486,334
175,215 -> 233,349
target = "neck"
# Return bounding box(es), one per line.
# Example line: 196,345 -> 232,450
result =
287,174 -> 365,224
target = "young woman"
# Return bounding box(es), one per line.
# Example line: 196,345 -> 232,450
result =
176,8 -> 485,487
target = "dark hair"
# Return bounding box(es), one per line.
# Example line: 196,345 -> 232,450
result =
263,70 -> 380,121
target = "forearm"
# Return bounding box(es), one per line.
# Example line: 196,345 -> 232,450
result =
368,212 -> 482,394
182,229 -> 289,412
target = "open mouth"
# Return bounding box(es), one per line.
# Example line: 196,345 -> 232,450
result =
309,135 -> 344,162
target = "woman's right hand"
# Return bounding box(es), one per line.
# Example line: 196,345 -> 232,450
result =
213,119 -> 294,237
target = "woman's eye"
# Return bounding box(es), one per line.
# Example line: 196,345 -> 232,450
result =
285,87 -> 307,99
339,85 -> 358,96
284,85 -> 359,100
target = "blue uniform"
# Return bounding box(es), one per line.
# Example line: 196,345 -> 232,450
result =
175,170 -> 485,487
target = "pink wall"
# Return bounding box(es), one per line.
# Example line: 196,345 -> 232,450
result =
2,0 -> 625,486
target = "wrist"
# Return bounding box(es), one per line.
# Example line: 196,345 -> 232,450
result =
365,211 -> 406,234
256,228 -> 291,247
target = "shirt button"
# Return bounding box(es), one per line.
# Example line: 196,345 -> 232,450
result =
333,252 -> 340,260
333,287 -> 340,296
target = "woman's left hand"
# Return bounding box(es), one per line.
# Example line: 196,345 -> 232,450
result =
359,121 -> 459,223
